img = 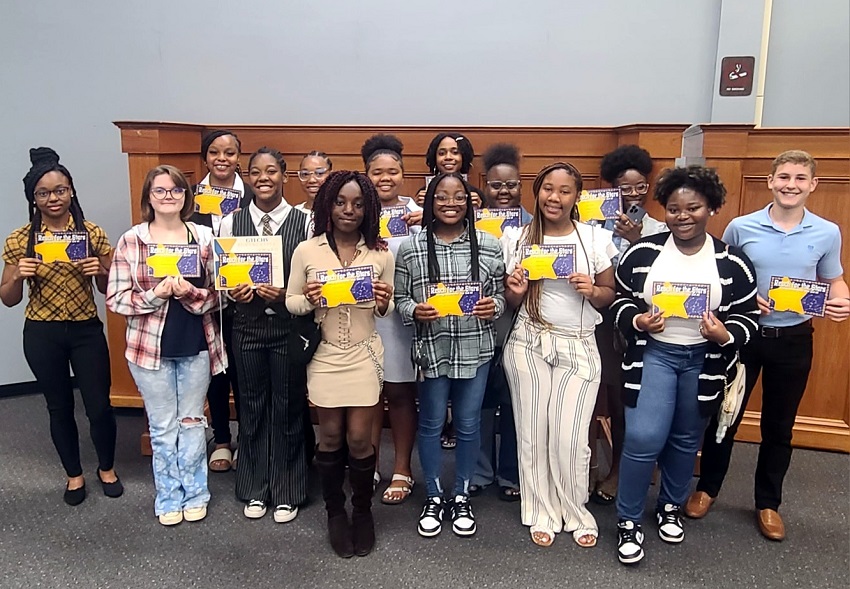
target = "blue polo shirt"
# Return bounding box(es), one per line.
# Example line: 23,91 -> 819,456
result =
723,204 -> 843,327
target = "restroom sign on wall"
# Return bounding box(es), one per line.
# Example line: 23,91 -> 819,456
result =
719,56 -> 755,96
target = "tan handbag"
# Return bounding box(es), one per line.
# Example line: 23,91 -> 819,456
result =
715,358 -> 747,443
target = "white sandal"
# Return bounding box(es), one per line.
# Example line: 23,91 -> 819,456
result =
381,474 -> 415,505
208,447 -> 232,472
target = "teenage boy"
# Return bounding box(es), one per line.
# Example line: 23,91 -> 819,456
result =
685,150 -> 849,540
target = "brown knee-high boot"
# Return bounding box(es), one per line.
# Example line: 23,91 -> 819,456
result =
315,448 -> 354,558
348,451 -> 377,556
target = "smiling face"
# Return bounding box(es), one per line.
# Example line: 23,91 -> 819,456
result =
248,153 -> 286,209
436,137 -> 462,173
149,173 -> 186,219
432,176 -> 468,227
331,180 -> 365,236
485,164 -> 521,208
367,154 -> 404,203
205,134 -> 240,185
536,169 -> 578,226
615,168 -> 650,208
33,171 -> 73,222
664,187 -> 711,243
298,155 -> 330,202
768,162 -> 818,211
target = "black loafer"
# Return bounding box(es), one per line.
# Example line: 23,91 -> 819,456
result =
64,482 -> 86,506
97,470 -> 124,498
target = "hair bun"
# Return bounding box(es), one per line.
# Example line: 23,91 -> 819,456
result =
29,147 -> 60,166
361,134 -> 404,165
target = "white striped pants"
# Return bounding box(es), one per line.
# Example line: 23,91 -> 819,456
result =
503,319 -> 601,536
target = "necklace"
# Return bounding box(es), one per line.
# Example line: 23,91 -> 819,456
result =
338,248 -> 360,268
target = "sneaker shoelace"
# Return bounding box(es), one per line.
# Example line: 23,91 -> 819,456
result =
658,505 -> 683,529
452,496 -> 473,519
422,498 -> 443,519
618,521 -> 641,544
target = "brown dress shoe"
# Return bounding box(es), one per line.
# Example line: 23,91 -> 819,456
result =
757,509 -> 786,541
684,491 -> 715,519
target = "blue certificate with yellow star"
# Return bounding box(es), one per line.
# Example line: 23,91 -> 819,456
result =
380,206 -> 409,239
651,282 -> 709,319
213,236 -> 284,290
576,188 -> 622,222
475,208 -> 522,238
146,244 -> 201,278
34,231 -> 89,263
426,281 -> 481,317
316,265 -> 375,308
520,244 -> 576,280
194,184 -> 241,217
768,276 -> 828,317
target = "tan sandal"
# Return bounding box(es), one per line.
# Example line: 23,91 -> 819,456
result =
209,447 -> 232,473
381,474 -> 414,505
530,526 -> 555,547
573,528 -> 598,548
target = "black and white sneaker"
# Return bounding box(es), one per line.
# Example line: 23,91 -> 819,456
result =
617,520 -> 645,565
656,503 -> 685,543
418,496 -> 445,537
449,495 -> 476,536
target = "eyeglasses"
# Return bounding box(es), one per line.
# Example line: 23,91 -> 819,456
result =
34,186 -> 71,201
434,194 -> 468,204
619,183 -> 649,196
486,180 -> 520,191
150,187 -> 186,200
298,168 -> 329,181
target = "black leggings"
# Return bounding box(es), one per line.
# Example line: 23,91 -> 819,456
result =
23,318 -> 116,478
206,312 -> 240,445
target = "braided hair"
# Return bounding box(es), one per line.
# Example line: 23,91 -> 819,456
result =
522,162 -> 583,327
312,171 -> 385,252
421,172 -> 480,284
22,147 -> 92,296
425,132 -> 475,175
301,150 -> 333,171
361,134 -> 404,171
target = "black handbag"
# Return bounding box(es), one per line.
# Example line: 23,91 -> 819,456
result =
288,314 -> 323,365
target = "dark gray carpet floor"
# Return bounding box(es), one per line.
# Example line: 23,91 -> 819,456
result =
0,392 -> 847,589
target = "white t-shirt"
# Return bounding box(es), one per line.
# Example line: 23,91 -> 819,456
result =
643,234 -> 722,345
505,222 -> 617,333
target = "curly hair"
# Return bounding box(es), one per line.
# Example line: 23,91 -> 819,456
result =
599,145 -> 653,185
312,171 -> 385,251
361,134 -> 404,171
425,132 -> 475,175
654,165 -> 726,210
482,143 -> 520,173
421,172 -> 480,284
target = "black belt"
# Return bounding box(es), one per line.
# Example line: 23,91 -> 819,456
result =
758,320 -> 813,339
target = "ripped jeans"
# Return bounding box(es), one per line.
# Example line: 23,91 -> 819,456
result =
129,352 -> 211,515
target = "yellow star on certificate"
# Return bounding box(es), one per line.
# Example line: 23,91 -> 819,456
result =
195,192 -> 225,216
652,285 -> 690,318
521,247 -> 558,280
146,246 -> 182,277
34,235 -> 71,263
217,261 -> 255,288
768,277 -> 807,313
379,215 -> 393,239
475,212 -> 505,238
321,278 -> 357,308
576,192 -> 605,222
427,287 -> 465,317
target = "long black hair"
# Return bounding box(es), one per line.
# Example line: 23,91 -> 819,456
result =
425,132 -> 475,175
313,171 -> 385,252
421,172 -> 480,284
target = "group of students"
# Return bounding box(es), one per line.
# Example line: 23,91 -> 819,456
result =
1,130 -> 846,565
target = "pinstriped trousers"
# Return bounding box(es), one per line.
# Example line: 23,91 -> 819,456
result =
503,318 -> 600,536
232,311 -> 308,507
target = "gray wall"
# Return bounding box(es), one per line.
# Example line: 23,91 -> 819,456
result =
0,0 -> 847,385
761,0 -> 850,126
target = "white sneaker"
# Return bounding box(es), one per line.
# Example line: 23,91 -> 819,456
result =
244,500 -> 267,519
183,505 -> 208,522
158,511 -> 183,526
418,496 -> 444,537
449,495 -> 476,536
273,504 -> 299,523
617,520 -> 645,565
656,503 -> 685,543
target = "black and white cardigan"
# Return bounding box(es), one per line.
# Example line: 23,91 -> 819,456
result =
611,232 -> 760,417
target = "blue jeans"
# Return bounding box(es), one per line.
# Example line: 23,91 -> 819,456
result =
129,352 -> 211,516
418,362 -> 490,497
616,339 -> 708,522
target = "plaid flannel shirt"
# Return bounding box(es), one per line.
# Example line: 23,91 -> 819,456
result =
394,227 -> 505,379
106,222 -> 226,374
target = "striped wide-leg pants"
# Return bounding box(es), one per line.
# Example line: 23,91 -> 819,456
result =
232,311 -> 308,507
502,318 -> 601,536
